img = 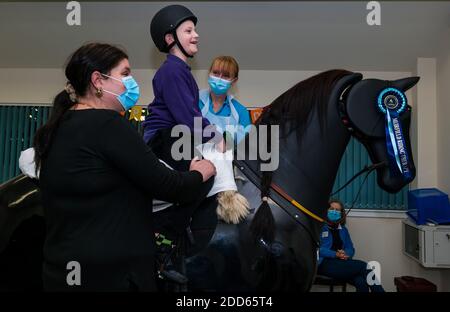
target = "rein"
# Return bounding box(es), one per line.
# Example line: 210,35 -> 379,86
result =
267,161 -> 386,225
331,161 -> 386,220
270,183 -> 325,223
330,161 -> 387,196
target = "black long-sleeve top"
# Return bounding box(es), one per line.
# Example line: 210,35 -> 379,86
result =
39,109 -> 203,291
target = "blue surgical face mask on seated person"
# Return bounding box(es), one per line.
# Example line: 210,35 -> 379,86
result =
208,75 -> 232,95
327,209 -> 342,222
101,74 -> 140,110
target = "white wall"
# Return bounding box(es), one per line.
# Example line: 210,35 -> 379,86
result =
0,67 -> 305,107
437,29 -> 450,214
345,216 -> 443,292
415,59 -> 438,188
436,28 -> 450,292
410,64 -> 419,191
0,67 -> 411,108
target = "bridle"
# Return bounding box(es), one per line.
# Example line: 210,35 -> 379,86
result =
335,86 -> 388,219
262,86 -> 387,225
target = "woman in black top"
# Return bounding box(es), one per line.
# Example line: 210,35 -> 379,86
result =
33,43 -> 216,291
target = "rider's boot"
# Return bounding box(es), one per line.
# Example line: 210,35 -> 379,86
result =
155,233 -> 188,284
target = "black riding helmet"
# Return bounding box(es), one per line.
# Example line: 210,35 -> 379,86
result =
150,5 -> 198,57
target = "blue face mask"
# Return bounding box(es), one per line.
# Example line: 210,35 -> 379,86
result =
327,210 -> 342,222
208,75 -> 232,95
102,74 -> 140,110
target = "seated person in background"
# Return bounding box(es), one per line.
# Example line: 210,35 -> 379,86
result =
318,199 -> 385,292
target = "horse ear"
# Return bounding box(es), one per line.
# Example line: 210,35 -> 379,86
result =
391,77 -> 420,92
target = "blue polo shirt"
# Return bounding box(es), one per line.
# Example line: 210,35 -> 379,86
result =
143,54 -> 211,143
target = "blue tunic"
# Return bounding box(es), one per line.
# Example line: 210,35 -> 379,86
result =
198,92 -> 251,128
198,90 -> 251,144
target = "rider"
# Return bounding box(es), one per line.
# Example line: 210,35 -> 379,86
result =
143,5 -> 223,283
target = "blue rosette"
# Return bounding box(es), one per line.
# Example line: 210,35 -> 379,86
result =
377,88 -> 412,181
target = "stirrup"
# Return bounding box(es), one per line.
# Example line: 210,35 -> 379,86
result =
155,233 -> 174,247
155,233 -> 188,284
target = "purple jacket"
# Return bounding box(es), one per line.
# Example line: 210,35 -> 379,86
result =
143,54 -> 211,143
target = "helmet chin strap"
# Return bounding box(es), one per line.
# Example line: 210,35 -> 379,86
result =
173,32 -> 194,58
167,41 -> 176,51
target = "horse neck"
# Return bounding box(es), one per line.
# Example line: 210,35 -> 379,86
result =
239,103 -> 352,217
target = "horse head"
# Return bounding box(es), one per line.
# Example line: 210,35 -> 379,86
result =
240,70 -> 419,246
224,71 -> 420,291
341,76 -> 419,193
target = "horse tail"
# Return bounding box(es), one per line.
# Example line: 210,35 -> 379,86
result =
249,171 -> 275,244
249,121 -> 276,244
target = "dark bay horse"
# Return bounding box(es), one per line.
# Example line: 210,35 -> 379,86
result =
184,70 -> 418,291
0,70 -> 418,291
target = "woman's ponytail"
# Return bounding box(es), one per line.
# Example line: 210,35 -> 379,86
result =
33,89 -> 74,173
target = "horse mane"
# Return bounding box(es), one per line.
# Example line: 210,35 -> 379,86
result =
257,69 -> 353,140
250,69 -> 353,244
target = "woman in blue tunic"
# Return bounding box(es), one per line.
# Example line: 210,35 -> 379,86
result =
199,56 -> 251,147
